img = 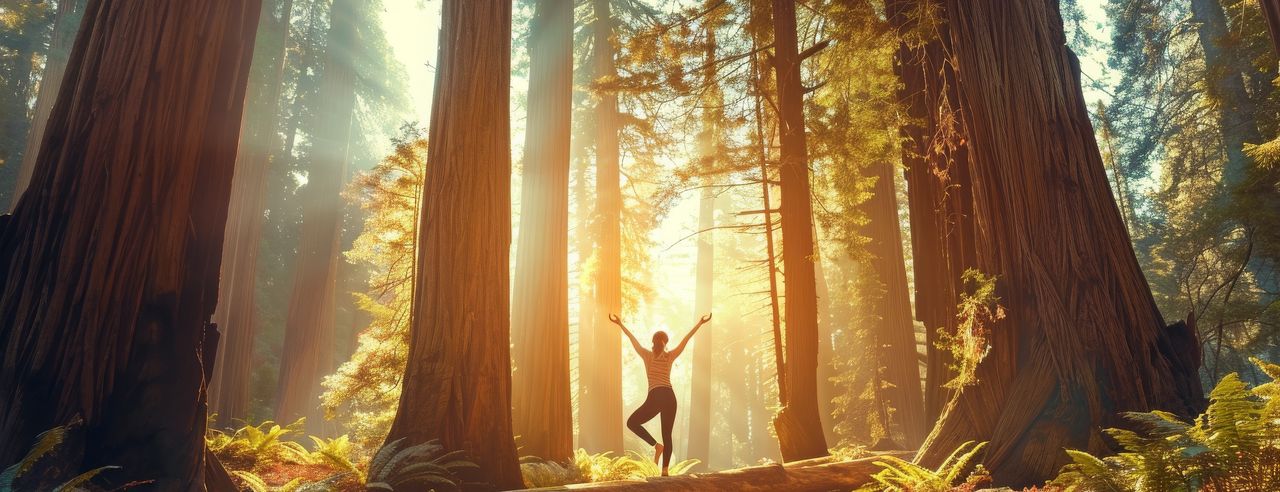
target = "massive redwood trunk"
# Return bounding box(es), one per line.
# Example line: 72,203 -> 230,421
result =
383,1 -> 521,488
580,0 -> 625,455
886,0 -> 976,425
512,0 -> 574,463
770,0 -> 829,462
11,0 -> 86,208
861,159 -> 926,447
913,1 -> 1204,486
209,0 -> 294,429
0,0 -> 259,487
275,0 -> 358,428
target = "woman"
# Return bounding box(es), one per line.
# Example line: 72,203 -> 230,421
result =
606,312 -> 712,476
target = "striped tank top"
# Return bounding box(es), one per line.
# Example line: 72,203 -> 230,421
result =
639,350 -> 674,390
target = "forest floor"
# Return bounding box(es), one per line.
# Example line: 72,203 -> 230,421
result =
510,451 -> 914,492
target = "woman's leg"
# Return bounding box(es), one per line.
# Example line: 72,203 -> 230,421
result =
658,388 -> 677,473
627,390 -> 661,447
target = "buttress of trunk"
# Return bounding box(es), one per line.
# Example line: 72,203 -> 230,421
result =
275,0 -> 359,430
886,0 -> 977,426
862,159 -> 926,447
0,1 -> 259,488
915,1 -> 1205,486
579,0 -> 625,455
770,0 -> 829,462
512,0 -> 575,463
383,1 -> 522,488
209,0 -> 295,429
11,0 -> 87,209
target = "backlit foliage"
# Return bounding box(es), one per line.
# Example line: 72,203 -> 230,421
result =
859,441 -> 990,492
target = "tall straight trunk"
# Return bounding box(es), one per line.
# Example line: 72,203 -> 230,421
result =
275,0 -> 358,428
811,231 -> 838,445
512,0 -> 574,463
209,0 -> 294,429
0,0 -> 259,487
687,6 -> 720,466
862,159 -> 926,446
1191,0 -> 1263,187
12,0 -> 87,209
915,1 -> 1204,486
770,0 -> 828,462
384,1 -> 520,487
886,0 -> 976,425
580,0 -> 624,454
575,133 -> 596,449
1263,0 -> 1280,56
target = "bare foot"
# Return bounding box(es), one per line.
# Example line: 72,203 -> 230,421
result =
661,467 -> 669,477
653,443 -> 664,464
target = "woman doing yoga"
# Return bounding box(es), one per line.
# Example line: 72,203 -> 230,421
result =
606,312 -> 712,476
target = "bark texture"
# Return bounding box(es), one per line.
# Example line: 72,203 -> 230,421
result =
12,0 -> 87,208
913,1 -> 1205,486
512,0 -> 575,463
383,1 -> 522,488
579,0 -> 625,455
887,0 -> 976,425
770,0 -> 829,462
210,0 -> 294,429
0,0 -> 260,487
275,0 -> 359,428
1264,0 -> 1280,56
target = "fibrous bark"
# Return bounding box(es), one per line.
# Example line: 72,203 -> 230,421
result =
512,0 -> 575,463
770,0 -> 829,462
383,0 -> 521,488
579,0 -> 625,455
0,0 -> 260,487
913,1 -> 1205,486
275,0 -> 359,429
12,0 -> 87,209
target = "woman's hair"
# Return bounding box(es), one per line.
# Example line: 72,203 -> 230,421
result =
652,331 -> 669,356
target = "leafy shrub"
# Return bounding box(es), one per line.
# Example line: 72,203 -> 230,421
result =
1051,357 -> 1280,492
364,438 -> 478,491
859,441 -> 989,492
207,418 -> 310,471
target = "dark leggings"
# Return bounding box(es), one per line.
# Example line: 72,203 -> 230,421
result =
627,386 -> 676,468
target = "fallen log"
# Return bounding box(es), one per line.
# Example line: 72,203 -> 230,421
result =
511,452 -> 913,492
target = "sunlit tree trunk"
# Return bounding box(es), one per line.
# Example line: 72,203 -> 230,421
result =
275,0 -> 358,428
688,5 -> 720,466
512,0 -> 574,463
580,0 -> 625,454
208,0 -> 294,429
0,0 -> 259,487
887,0 -> 976,425
861,159 -> 926,447
770,0 -> 829,462
12,0 -> 86,209
812,232 -> 838,445
383,1 -> 521,488
914,1 -> 1204,485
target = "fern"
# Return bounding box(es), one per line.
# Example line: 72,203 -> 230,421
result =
0,419 -> 121,492
365,438 -> 478,491
859,441 -> 987,492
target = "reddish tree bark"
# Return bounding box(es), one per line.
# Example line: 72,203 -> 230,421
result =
383,1 -> 521,488
209,0 -> 294,429
0,0 -> 260,487
913,1 -> 1204,486
275,0 -> 358,429
770,0 -> 829,462
12,0 -> 86,208
512,0 -> 574,463
579,0 -> 625,455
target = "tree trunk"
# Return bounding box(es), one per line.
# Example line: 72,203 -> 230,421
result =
275,0 -> 358,429
512,0 -> 574,463
687,5 -> 721,467
1191,0 -> 1264,187
1263,0 -> 1280,56
886,0 -> 977,426
861,159 -> 926,447
208,0 -> 294,430
0,13 -> 40,210
11,0 -> 87,209
580,0 -> 625,455
383,1 -> 521,488
914,1 -> 1205,486
0,1 -> 259,488
770,0 -> 829,462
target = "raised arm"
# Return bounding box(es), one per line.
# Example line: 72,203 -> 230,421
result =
608,313 -> 646,355
670,313 -> 712,359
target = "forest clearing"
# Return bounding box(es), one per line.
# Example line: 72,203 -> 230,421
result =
0,0 -> 1279,491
